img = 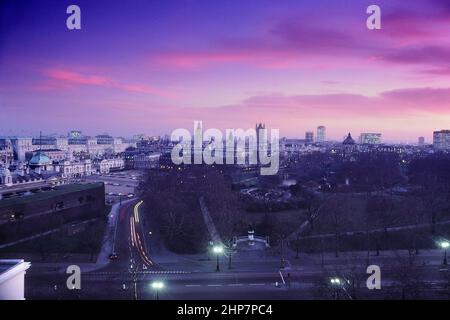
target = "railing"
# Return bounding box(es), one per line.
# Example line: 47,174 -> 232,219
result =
232,235 -> 270,248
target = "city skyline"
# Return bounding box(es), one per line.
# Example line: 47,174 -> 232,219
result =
0,127 -> 441,145
1,0 -> 450,142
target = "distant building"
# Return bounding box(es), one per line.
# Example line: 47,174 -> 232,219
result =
0,139 -> 14,165
26,149 -> 68,162
0,260 -> 31,300
133,134 -> 148,141
359,133 -> 382,145
10,137 -> 33,161
53,159 -> 93,178
68,131 -> 88,145
23,150 -> 91,178
343,133 -> 356,145
305,131 -> 314,143
418,137 -> 425,146
280,138 -> 319,155
96,158 -> 125,174
96,134 -> 114,145
316,126 -> 326,143
134,153 -> 161,170
69,130 -> 83,139
433,130 -> 450,150
124,147 -> 138,169
256,123 -> 266,163
0,166 -> 13,186
8,133 -> 136,161
28,150 -> 53,173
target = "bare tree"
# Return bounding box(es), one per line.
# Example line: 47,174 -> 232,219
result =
388,253 -> 424,300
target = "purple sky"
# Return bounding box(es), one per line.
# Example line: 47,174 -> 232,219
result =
0,0 -> 449,142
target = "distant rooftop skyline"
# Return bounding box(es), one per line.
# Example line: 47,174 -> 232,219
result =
1,0 -> 450,142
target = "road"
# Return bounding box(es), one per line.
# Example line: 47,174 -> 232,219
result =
23,200 -> 450,300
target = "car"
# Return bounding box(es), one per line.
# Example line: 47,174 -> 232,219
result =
127,193 -> 135,198
108,252 -> 118,260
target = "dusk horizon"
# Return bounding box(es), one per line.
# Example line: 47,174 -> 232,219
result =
1,0 -> 449,142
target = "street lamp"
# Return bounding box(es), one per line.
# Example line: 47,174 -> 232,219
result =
151,281 -> 164,300
213,245 -> 223,272
439,241 -> 449,265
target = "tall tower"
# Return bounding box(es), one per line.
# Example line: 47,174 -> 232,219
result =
418,137 -> 425,146
317,126 -> 326,143
256,123 -> 266,163
305,131 -> 314,143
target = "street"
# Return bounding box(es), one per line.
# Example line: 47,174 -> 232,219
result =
23,200 -> 450,300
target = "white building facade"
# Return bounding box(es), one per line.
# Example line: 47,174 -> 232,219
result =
0,260 -> 31,300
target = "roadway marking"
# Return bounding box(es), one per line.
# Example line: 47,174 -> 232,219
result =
87,270 -> 190,275
249,283 -> 265,286
228,283 -> 243,286
279,270 -> 286,285
207,284 -> 222,287
185,284 -> 201,287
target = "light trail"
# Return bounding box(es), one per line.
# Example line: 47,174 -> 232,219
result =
134,200 -> 143,223
130,217 -> 137,247
129,200 -> 153,267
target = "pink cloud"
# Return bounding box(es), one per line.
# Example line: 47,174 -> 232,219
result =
36,68 -> 176,99
155,52 -> 255,68
100,87 -> 450,130
149,7 -> 450,79
45,69 -> 110,86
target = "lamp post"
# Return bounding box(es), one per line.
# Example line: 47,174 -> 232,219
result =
129,261 -> 138,300
151,281 -> 164,300
440,241 -> 449,265
148,231 -> 152,252
213,245 -> 223,272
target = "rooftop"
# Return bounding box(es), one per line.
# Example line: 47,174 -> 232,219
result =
29,151 -> 51,166
343,133 -> 356,145
0,259 -> 31,285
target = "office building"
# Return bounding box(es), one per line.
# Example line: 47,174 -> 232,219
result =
316,126 -> 326,143
359,133 -> 382,145
433,130 -> 450,150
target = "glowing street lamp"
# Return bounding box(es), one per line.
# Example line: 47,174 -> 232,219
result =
213,245 -> 223,272
151,281 -> 164,300
439,241 -> 449,265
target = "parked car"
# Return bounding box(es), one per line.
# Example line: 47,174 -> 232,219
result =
108,252 -> 118,260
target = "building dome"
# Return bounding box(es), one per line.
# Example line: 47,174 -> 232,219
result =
343,133 -> 356,145
29,151 -> 51,166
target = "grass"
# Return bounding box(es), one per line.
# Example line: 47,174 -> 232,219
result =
246,208 -> 306,225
